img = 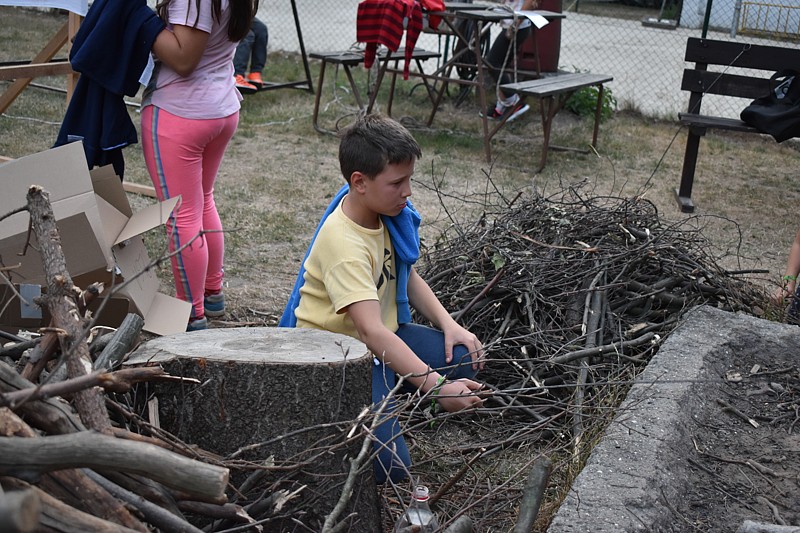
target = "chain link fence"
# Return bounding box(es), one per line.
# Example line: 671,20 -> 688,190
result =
259,0 -> 800,119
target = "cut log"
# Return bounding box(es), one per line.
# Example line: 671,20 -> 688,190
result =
26,186 -> 110,432
83,469 -> 204,533
38,470 -> 149,531
513,456 -> 553,533
125,326 -> 381,533
93,313 -> 144,371
0,489 -> 40,533
2,477 -> 142,533
444,515 -> 474,533
0,431 -> 229,501
0,360 -> 86,435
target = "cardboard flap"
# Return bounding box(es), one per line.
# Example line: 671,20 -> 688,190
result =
109,237 -> 159,312
0,143 -> 92,207
141,293 -> 193,336
0,143 -> 115,273
90,165 -> 132,218
94,195 -> 129,252
115,196 -> 179,245
0,213 -> 108,287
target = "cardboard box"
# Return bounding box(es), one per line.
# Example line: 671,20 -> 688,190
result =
0,143 -> 191,336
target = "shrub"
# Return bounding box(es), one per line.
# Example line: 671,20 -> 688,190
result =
564,84 -> 617,122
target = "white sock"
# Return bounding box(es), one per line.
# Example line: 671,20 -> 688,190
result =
500,93 -> 519,108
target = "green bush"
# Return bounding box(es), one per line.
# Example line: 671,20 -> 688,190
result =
564,85 -> 617,122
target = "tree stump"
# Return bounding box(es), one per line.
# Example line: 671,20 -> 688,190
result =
125,327 -> 380,532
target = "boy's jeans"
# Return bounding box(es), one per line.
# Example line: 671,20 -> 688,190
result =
371,323 -> 478,484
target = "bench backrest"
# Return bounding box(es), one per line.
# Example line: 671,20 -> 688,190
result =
681,37 -> 800,114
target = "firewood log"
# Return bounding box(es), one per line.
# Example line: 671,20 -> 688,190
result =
444,516 -> 474,533
2,477 -> 142,533
513,456 -> 553,533
93,313 -> 144,371
0,489 -> 40,533
26,185 -> 110,432
737,521 -> 800,533
0,431 -> 229,501
0,360 -> 86,435
83,469 -> 205,533
98,470 -> 184,518
37,470 -> 149,532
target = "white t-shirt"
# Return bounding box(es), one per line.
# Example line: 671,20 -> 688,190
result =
143,0 -> 242,119
501,0 -> 533,29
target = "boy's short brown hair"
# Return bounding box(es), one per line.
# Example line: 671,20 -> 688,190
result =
338,113 -> 422,182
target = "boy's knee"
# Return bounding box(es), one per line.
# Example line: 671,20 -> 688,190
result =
451,344 -> 477,379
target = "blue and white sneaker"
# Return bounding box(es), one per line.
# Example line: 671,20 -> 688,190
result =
187,316 -> 208,332
204,292 -> 225,318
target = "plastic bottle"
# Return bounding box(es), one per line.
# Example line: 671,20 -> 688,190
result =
394,485 -> 439,532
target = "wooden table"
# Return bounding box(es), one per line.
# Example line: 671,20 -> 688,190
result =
310,48 -> 440,135
502,72 -> 614,172
422,7 -> 567,162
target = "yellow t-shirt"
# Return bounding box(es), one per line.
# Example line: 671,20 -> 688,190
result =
295,198 -> 398,339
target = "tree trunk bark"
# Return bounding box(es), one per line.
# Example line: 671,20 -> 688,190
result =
0,431 -> 229,502
0,489 -> 40,533
25,185 -> 110,433
125,326 -> 382,533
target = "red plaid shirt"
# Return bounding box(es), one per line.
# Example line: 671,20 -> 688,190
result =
357,0 -> 423,79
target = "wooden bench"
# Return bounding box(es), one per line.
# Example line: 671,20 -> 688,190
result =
501,71 -> 613,172
676,37 -> 800,213
309,48 -> 440,135
309,51 -> 367,135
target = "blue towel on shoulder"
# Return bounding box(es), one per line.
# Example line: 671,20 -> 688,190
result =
279,184 -> 420,327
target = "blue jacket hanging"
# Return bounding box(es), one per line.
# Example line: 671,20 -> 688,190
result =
54,0 -> 164,178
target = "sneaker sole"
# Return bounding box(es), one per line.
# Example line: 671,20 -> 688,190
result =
506,104 -> 530,122
204,308 -> 225,318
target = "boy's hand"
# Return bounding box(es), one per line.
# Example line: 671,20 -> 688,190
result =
771,287 -> 790,306
437,378 -> 485,412
443,324 -> 485,371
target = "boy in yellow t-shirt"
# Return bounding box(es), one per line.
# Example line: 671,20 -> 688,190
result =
281,114 -> 485,484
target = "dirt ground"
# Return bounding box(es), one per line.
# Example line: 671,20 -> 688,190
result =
675,331 -> 800,532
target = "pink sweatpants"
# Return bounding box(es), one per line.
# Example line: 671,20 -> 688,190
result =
141,106 -> 239,319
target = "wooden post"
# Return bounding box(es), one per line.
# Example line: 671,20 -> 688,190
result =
0,11 -> 82,114
66,13 -> 83,103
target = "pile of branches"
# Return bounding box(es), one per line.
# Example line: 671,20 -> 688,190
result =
402,188 -> 772,524
421,188 -> 767,392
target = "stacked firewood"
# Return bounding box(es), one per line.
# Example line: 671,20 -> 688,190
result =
0,187 -> 249,532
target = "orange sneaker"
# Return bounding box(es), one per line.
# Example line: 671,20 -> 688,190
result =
246,72 -> 264,90
235,74 -> 257,95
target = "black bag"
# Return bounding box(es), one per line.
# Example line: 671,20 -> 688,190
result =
740,69 -> 800,143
